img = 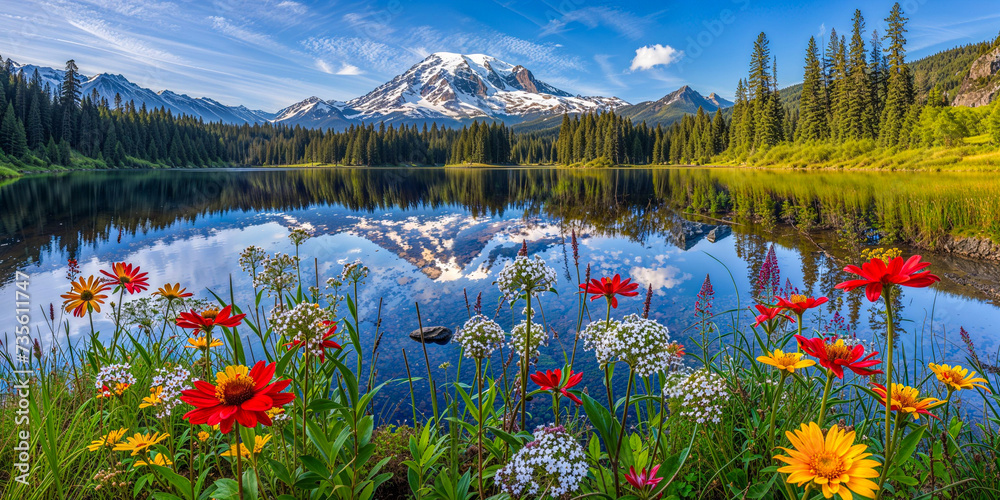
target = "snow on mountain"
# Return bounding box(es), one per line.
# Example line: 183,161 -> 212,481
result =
10,61 -> 274,124
618,85 -> 733,126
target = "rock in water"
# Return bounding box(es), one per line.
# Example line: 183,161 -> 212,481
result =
409,326 -> 453,345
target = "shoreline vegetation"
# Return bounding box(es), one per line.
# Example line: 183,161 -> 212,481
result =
2,231 -> 999,500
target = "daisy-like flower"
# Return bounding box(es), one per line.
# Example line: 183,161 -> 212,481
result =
835,251 -> 940,302
625,465 -> 662,491
495,425 -> 588,498
185,336 -> 224,350
114,432 -> 169,456
579,274 -> 640,309
139,386 -> 163,408
752,304 -> 795,329
757,349 -> 815,375
775,294 -> 828,317
87,428 -> 128,451
221,435 -> 272,458
774,422 -> 880,500
179,361 -> 295,434
153,283 -> 193,302
175,305 -> 245,334
496,255 -> 557,298
795,336 -> 882,379
100,262 -> 150,294
871,383 -> 944,420
453,314 -> 505,359
61,276 -> 110,317
530,368 -> 584,405
134,452 -> 173,468
927,363 -> 991,393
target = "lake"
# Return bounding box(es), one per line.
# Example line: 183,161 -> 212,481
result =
1,167 -> 998,424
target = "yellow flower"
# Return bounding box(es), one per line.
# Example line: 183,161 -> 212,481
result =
114,432 -> 169,456
140,386 -> 163,408
757,349 -> 815,375
87,428 -> 128,451
97,382 -> 131,398
221,435 -> 272,459
153,283 -> 193,301
861,247 -> 902,264
134,452 -> 174,468
197,431 -> 211,442
265,407 -> 285,419
872,383 -> 944,420
185,336 -> 224,350
928,363 -> 991,393
775,422 -> 880,500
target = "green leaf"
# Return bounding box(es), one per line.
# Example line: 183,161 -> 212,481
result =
893,426 -> 926,467
209,479 -> 240,500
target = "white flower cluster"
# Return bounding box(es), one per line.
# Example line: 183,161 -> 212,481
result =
239,246 -> 268,280
341,259 -> 369,284
509,319 -> 547,362
496,255 -> 557,298
663,368 -> 729,424
454,314 -> 505,359
272,302 -> 331,358
95,363 -> 135,392
150,366 -> 191,418
580,314 -> 673,376
495,425 -> 588,498
288,227 -> 312,246
254,253 -> 299,296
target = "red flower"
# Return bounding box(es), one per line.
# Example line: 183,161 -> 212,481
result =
530,368 -> 583,405
176,305 -> 246,334
625,465 -> 662,490
284,322 -> 342,361
834,255 -> 940,302
775,294 -> 828,316
579,274 -> 640,309
795,335 -> 883,379
100,262 -> 150,294
752,304 -> 794,328
180,361 -> 295,433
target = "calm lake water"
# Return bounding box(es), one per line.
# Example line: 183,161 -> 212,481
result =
1,167 -> 998,424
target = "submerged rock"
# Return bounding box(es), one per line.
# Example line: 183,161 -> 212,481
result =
409,326 -> 453,345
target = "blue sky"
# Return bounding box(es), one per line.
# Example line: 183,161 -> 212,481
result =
2,0 -> 998,111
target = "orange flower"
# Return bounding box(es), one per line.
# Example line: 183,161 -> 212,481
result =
871,383 -> 943,420
100,262 -> 150,294
154,283 -> 193,301
61,276 -> 110,317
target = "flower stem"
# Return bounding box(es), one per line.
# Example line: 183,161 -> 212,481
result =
817,369 -> 835,424
235,424 -> 244,500
476,358 -> 485,500
766,373 -> 788,452
519,292 -> 533,431
883,291 -> 895,458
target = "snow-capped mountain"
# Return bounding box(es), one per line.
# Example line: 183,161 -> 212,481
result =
618,85 -> 733,126
11,61 -> 275,124
277,52 -> 629,128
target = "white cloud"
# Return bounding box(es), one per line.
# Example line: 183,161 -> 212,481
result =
540,7 -> 649,41
209,16 -> 285,52
276,1 -> 306,15
315,59 -> 333,74
335,63 -> 362,75
629,44 -> 682,71
629,265 -> 690,292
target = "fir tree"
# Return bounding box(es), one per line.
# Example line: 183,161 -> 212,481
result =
799,36 -> 830,141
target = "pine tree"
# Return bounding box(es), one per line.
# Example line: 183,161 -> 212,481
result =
799,37 -> 829,141
60,60 -> 81,143
880,2 -> 913,146
844,10 -> 872,140
0,102 -> 28,157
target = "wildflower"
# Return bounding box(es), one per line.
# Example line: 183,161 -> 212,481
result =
509,319 -> 548,362
835,252 -> 940,302
61,276 -> 110,317
579,274 -> 640,308
98,382 -> 131,398
756,349 -> 815,375
774,422 -> 880,499
175,305 -> 245,334
88,428 -> 128,451
775,294 -> 828,317
134,452 -> 173,468
114,432 -> 169,456
197,431 -> 211,442
752,304 -> 794,329
148,366 -> 192,418
496,255 -> 557,298
153,283 -> 193,301
928,363 -> 991,393
239,246 -> 268,279
694,274 -> 714,316
255,253 -> 299,296
180,361 -> 295,433
871,383 -> 944,420
453,314 -> 505,359
530,369 -> 583,405
495,425 -> 588,498
66,258 -> 81,281
100,262 -> 150,294
796,336 -> 882,379
756,244 -> 781,298
140,386 -> 163,408
663,368 -> 728,424
221,435 -> 272,458
273,302 -> 340,361
185,336 -> 224,350
95,363 -> 136,398
341,259 -> 370,284
625,465 -> 662,491
288,227 -> 312,246
265,407 -> 287,421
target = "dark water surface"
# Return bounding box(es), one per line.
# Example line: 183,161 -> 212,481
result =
1,167 -> 997,424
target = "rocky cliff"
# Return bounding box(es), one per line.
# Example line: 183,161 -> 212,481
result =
952,45 -> 1000,107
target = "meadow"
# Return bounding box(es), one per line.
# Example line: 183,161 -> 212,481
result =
1,226 -> 999,500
